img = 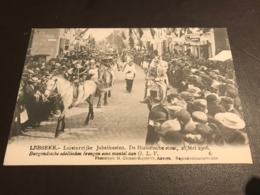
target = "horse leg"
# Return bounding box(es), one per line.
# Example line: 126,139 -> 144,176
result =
55,114 -> 64,137
84,112 -> 91,126
89,96 -> 94,120
55,106 -> 66,137
61,116 -> 66,132
84,96 -> 93,125
104,92 -> 108,105
89,95 -> 94,120
108,90 -> 111,97
97,91 -> 102,108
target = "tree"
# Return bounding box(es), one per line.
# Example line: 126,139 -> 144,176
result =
106,31 -> 126,49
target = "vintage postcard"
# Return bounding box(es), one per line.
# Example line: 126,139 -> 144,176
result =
4,28 -> 252,165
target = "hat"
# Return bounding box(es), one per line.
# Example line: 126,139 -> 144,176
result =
191,111 -> 208,124
184,122 -> 197,133
190,69 -> 197,73
211,69 -> 219,74
196,124 -> 213,136
211,80 -> 220,89
206,94 -> 219,103
193,99 -> 207,110
54,63 -> 61,68
221,97 -> 234,105
161,119 -> 181,132
29,77 -> 39,83
214,112 -> 245,129
163,131 -> 184,145
188,87 -> 201,97
180,91 -> 194,102
75,63 -> 82,68
194,70 -> 204,76
150,111 -> 168,122
208,104 -> 226,117
44,71 -> 50,76
188,74 -> 201,82
202,91 -> 211,97
27,69 -> 35,74
217,75 -> 226,82
167,105 -> 182,118
226,86 -> 238,98
226,79 -> 235,84
176,109 -> 191,124
172,100 -> 187,108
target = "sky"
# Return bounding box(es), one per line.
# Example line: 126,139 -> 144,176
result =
83,28 -> 120,41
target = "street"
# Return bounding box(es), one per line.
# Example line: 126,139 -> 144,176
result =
9,65 -> 149,144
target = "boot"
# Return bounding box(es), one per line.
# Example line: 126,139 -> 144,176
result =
69,85 -> 78,109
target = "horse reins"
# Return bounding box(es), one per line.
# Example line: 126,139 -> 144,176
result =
45,79 -> 58,94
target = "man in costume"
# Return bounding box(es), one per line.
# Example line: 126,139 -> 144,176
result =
140,55 -> 169,103
123,56 -> 136,93
67,61 -> 88,108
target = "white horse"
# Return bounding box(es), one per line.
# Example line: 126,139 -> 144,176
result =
44,75 -> 97,137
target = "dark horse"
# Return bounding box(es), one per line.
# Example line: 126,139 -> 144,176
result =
44,75 -> 97,137
96,65 -> 114,108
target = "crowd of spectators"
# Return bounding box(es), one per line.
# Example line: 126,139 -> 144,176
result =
145,51 -> 247,146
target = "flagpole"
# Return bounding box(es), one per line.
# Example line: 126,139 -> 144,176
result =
132,29 -> 143,48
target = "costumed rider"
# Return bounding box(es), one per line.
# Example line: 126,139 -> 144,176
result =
140,55 -> 169,103
106,57 -> 116,85
88,59 -> 99,83
67,60 -> 88,108
98,57 -> 115,87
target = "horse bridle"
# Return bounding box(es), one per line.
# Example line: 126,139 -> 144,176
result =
45,78 -> 58,94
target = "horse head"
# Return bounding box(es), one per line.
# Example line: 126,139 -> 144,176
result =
44,76 -> 58,98
98,66 -> 113,86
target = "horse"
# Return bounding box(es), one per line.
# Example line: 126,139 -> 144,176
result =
44,75 -> 97,137
96,65 -> 114,108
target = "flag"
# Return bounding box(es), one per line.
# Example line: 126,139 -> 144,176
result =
138,28 -> 144,38
187,28 -> 192,34
75,28 -> 89,40
180,28 -> 186,37
150,28 -> 155,39
78,28 -> 89,38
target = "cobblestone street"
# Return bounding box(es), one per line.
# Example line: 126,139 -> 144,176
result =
9,65 -> 149,144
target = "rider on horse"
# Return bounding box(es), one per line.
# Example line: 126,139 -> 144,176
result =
88,59 -> 99,83
140,55 -> 169,103
67,60 -> 88,108
98,56 -> 116,86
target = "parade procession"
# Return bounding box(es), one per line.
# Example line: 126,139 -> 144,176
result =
9,28 -> 248,147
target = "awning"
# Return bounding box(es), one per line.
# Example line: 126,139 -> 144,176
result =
209,50 -> 232,61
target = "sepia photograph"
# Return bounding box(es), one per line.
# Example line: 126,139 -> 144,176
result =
4,28 -> 252,165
